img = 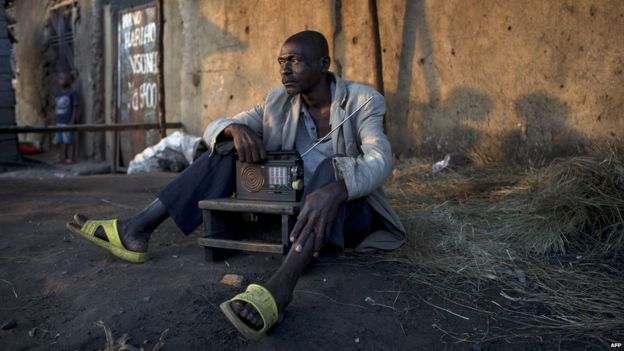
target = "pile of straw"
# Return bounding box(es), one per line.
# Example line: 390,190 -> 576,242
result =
387,155 -> 624,345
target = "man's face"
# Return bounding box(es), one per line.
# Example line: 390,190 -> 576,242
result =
278,41 -> 325,96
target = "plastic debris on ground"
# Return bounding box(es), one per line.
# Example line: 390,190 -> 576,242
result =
127,131 -> 203,174
432,153 -> 471,174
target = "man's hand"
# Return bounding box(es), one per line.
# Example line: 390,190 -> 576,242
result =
289,179 -> 348,257
223,124 -> 266,163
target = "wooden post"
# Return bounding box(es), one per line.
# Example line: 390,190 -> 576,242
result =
368,0 -> 384,96
157,0 -> 166,139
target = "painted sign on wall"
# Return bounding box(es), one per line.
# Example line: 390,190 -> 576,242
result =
117,3 -> 159,162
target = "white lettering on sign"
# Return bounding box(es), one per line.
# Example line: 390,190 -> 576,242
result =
127,51 -> 158,75
124,22 -> 157,49
119,6 -> 159,117
127,81 -> 157,111
121,10 -> 144,29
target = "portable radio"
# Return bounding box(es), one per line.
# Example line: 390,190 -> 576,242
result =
235,150 -> 304,202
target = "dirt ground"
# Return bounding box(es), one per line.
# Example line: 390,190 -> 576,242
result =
0,171 -> 597,350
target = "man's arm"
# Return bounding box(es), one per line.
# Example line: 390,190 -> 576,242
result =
333,92 -> 392,200
203,104 -> 265,162
221,124 -> 266,163
289,178 -> 348,257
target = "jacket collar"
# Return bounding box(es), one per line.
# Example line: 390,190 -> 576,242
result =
283,72 -> 348,151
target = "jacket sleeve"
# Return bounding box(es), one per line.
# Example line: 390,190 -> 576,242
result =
332,92 -> 393,200
202,104 -> 264,155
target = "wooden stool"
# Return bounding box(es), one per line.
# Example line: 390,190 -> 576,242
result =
197,198 -> 300,261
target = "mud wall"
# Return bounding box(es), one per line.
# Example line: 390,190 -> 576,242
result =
174,0 -> 623,163
379,0 -> 624,162
12,0 -> 624,163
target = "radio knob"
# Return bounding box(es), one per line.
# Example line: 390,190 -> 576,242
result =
291,179 -> 304,190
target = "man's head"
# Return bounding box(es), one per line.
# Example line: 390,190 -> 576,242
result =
58,72 -> 73,89
278,31 -> 330,96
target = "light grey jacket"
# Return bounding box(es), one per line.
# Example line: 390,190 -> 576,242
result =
203,73 -> 405,250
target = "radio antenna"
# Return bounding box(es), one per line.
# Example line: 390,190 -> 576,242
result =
301,95 -> 374,157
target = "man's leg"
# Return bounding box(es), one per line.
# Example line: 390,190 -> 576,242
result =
74,151 -> 236,252
230,156 -> 374,329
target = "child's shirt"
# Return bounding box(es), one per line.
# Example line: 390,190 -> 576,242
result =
55,90 -> 78,124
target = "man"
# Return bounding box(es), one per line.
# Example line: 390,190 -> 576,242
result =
68,31 -> 405,339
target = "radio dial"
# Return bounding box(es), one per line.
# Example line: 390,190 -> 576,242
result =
291,179 -> 304,190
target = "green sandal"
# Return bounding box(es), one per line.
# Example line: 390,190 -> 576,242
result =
66,219 -> 148,263
220,284 -> 279,339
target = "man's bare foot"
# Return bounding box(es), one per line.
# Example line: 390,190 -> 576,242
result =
73,214 -> 149,253
229,280 -> 292,330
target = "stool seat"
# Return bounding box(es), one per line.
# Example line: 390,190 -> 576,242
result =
198,198 -> 299,215
197,197 -> 300,261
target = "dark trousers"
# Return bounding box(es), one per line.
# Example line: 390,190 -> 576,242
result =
156,151 -> 374,249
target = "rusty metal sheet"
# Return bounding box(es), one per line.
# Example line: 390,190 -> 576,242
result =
117,2 -> 160,164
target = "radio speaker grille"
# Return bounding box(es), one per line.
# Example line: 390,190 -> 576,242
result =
240,164 -> 264,193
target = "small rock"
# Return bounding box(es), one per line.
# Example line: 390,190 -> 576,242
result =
354,337 -> 360,343
28,328 -> 37,337
142,296 -> 151,303
172,255 -> 179,259
1,319 -> 17,330
220,274 -> 244,287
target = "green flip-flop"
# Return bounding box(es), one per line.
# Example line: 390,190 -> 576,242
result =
220,284 -> 279,339
66,219 -> 148,263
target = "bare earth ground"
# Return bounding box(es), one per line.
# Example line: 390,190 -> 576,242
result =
0,172 -> 596,350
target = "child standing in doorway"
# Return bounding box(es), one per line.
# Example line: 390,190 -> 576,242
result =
54,72 -> 79,164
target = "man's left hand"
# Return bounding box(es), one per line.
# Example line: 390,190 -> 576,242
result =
289,179 -> 348,257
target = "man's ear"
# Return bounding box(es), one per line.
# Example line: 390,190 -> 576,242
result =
320,56 -> 331,72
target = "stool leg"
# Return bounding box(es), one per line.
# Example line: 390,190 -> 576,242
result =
281,213 -> 295,255
202,209 -> 240,262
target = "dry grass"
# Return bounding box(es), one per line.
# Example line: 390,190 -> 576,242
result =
386,154 -> 624,345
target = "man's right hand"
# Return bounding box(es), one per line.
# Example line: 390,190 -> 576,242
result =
222,124 -> 267,163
